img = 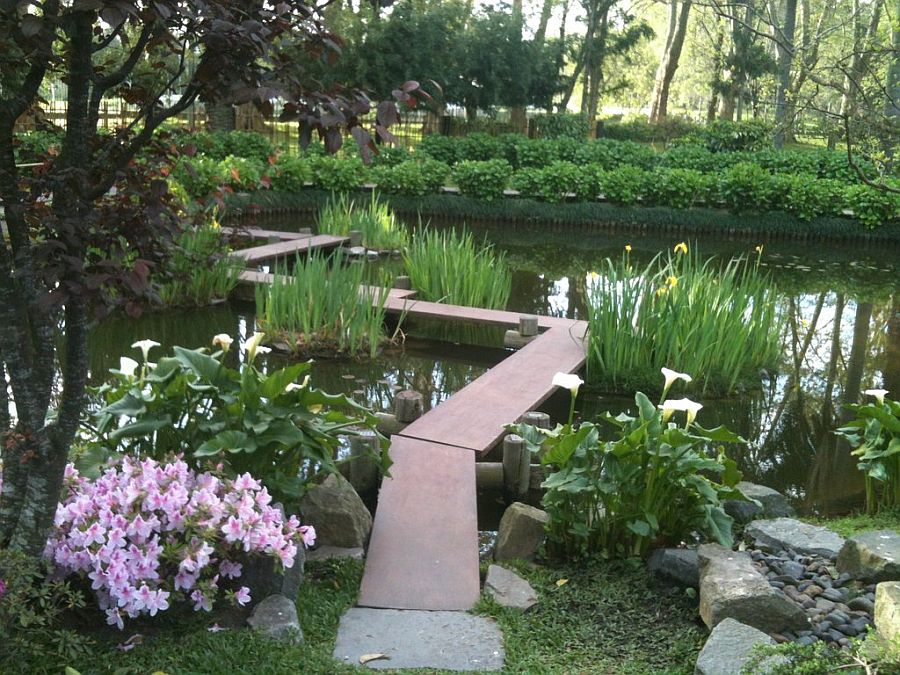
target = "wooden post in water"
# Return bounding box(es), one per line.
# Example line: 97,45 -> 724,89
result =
394,390 -> 424,423
502,434 -> 530,500
504,314 -> 540,349
348,430 -> 380,495
520,411 -> 551,429
394,275 -> 412,290
349,230 -> 363,247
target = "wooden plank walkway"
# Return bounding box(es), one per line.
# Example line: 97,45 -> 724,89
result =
221,225 -> 311,241
230,234 -> 348,266
224,224 -> 589,613
358,437 -> 480,611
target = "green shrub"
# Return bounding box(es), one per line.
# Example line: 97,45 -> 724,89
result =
513,161 -> 600,203
371,159 -> 449,197
88,330 -> 388,504
718,161 -> 776,212
835,391 -> 900,513
217,155 -> 266,191
689,119 -> 773,152
508,384 -> 743,559
456,132 -> 508,162
601,116 -> 698,144
843,183 -> 900,228
514,139 -> 560,168
173,155 -> 222,197
0,550 -> 93,675
644,168 -> 709,209
270,154 -> 313,192
660,144 -> 728,173
185,130 -> 274,162
418,134 -> 460,165
598,165 -> 649,205
530,112 -> 590,139
156,222 -> 241,306
452,159 -> 512,201
586,139 -> 658,170
586,247 -> 782,394
369,145 -> 411,167
403,228 -> 511,309
13,130 -> 63,163
317,192 -> 408,250
257,251 -> 397,362
310,155 -> 367,192
770,174 -> 843,221
553,136 -> 592,164
814,149 -> 877,182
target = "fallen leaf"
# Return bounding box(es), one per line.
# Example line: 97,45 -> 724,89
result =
360,653 -> 390,665
556,578 -> 569,587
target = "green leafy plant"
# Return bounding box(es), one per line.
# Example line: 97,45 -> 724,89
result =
310,155 -> 367,192
718,161 -> 776,212
843,183 -> 900,229
371,159 -> 449,197
586,245 -> 782,394
270,154 -> 313,192
0,550 -> 93,675
417,134 -> 460,165
644,168 -> 710,209
452,159 -> 512,201
316,192 -> 408,250
173,155 -> 223,198
256,250 -> 397,358
598,165 -> 649,205
836,390 -> 900,513
530,112 -> 590,139
403,227 -> 511,308
84,333 -> 389,505
770,174 -> 843,221
507,373 -> 743,559
156,222 -> 241,307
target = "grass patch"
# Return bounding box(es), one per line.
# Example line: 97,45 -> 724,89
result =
586,247 -> 782,394
806,508 -> 900,538
255,250 -> 396,359
157,223 -> 242,307
317,192 -> 409,251
56,557 -> 701,675
404,228 -> 511,309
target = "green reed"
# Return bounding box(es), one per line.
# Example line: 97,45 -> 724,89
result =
586,248 -> 783,394
403,228 -> 511,309
158,224 -> 241,307
255,251 -> 394,359
316,192 -> 409,251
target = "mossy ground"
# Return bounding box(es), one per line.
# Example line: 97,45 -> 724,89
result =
40,556 -> 703,675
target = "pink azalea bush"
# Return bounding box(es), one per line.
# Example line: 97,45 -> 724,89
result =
38,457 -> 314,629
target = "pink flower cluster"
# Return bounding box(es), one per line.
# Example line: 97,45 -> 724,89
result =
43,458 -> 315,629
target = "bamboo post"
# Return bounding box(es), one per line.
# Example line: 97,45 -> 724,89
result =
347,430 -> 380,495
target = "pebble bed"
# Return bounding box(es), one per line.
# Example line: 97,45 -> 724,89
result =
751,548 -> 876,648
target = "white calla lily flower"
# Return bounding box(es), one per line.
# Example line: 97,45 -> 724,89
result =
131,339 -> 160,363
119,357 -> 140,378
242,331 -> 266,363
659,397 -> 704,425
661,367 -> 692,391
255,346 -> 272,356
552,372 -> 584,397
864,388 -> 889,406
286,375 -> 311,393
212,333 -> 234,352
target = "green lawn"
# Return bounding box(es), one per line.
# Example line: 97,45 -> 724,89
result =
53,557 -> 703,675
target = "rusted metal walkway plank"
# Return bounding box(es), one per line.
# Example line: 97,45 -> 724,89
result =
230,234 -> 348,266
399,325 -> 586,453
358,436 -> 480,611
380,295 -> 580,331
234,270 -> 418,302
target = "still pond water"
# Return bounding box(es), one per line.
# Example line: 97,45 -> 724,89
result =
89,218 -> 900,516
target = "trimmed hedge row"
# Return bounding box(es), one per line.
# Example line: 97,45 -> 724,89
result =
175,153 -> 900,228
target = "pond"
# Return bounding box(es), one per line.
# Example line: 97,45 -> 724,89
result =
87,216 -> 900,516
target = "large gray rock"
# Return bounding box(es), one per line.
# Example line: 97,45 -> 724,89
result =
695,618 -> 777,675
300,473 -> 372,548
648,548 -> 699,588
247,594 -> 303,644
484,565 -> 538,611
875,581 -> 900,643
837,530 -> 900,582
238,544 -> 306,605
745,518 -> 845,558
334,608 -> 504,670
494,502 -> 549,562
698,544 -> 810,633
724,482 -> 796,524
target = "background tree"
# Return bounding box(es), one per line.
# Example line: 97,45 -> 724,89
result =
649,0 -> 693,122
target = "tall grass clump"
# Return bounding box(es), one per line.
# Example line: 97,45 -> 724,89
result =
255,251 -> 394,359
157,223 -> 241,307
586,245 -> 782,394
316,192 -> 409,250
403,228 -> 511,309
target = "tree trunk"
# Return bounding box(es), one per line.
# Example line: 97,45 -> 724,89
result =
534,0 -> 557,44
885,295 -> 900,396
773,0 -> 798,148
839,0 -> 884,120
206,101 -> 236,131
648,0 -> 692,123
584,6 -> 610,123
510,0 -> 527,133
884,0 -> 900,164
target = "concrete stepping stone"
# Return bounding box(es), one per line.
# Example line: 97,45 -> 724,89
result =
745,518 -> 845,558
333,608 -> 504,671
